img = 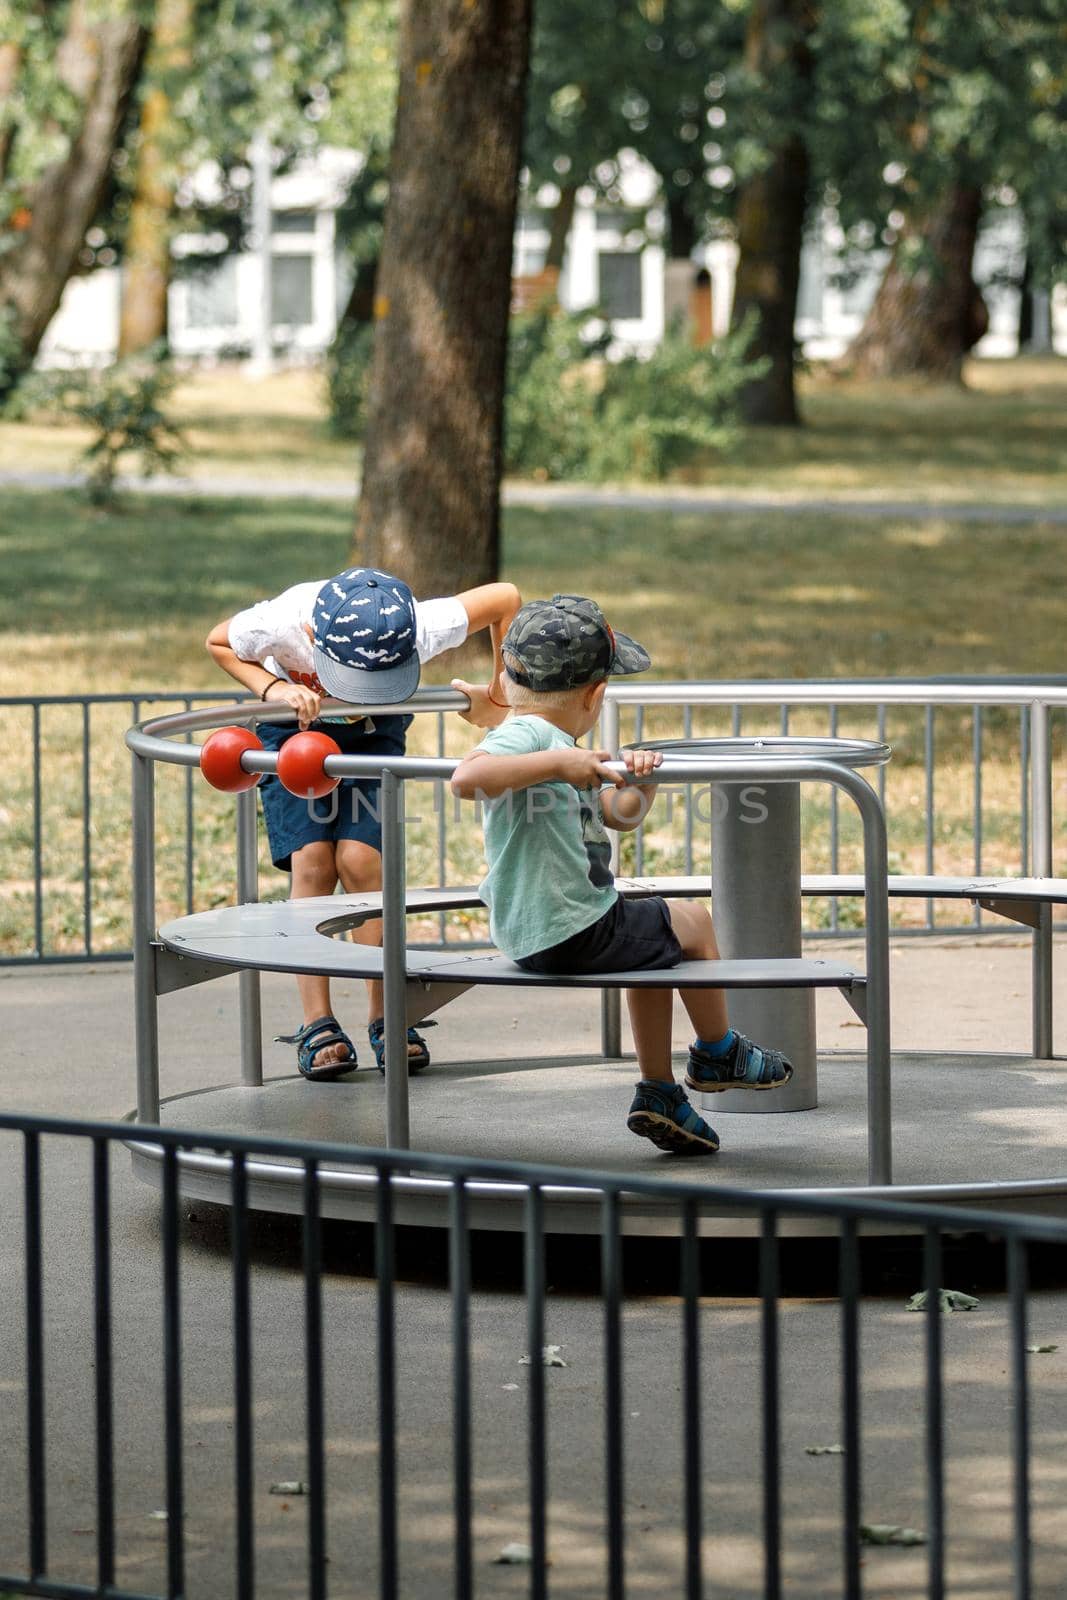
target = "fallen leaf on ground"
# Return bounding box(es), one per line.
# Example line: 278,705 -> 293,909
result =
1027,1344 -> 1058,1354
493,1543 -> 534,1565
906,1289 -> 979,1313
860,1525 -> 926,1547
805,1444 -> 845,1456
270,1481 -> 308,1496
520,1344 -> 566,1368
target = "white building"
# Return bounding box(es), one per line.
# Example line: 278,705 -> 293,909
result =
38,148 -> 1066,368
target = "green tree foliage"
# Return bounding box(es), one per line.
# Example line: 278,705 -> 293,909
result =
812,0 -> 1067,273
0,1 -> 148,391
1,0 -> 361,345
134,0 -> 351,255
809,0 -> 1067,376
0,3 -> 85,216
326,0 -> 398,156
524,0 -> 744,254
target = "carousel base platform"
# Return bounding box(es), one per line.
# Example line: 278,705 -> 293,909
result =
127,1048 -> 1067,1236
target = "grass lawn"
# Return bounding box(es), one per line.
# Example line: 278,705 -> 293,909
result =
3,488 -> 1067,697
0,364 -> 361,487
0,355 -> 1064,504
1,487 -> 1065,956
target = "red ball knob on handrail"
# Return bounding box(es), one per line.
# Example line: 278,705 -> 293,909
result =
276,730 -> 342,799
199,726 -> 263,792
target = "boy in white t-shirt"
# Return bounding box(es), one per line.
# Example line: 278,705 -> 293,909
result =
207,566 -> 519,1080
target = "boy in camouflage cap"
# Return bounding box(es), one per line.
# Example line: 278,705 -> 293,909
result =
451,595 -> 792,1157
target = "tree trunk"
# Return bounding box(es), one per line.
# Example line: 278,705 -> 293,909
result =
354,0 -> 532,595
1017,247 -> 1033,349
0,42 -> 21,184
0,1 -> 147,390
340,259 -> 380,326
843,185 -> 987,382
118,0 -> 193,357
1016,242 -> 1053,354
729,0 -> 812,426
667,192 -> 697,260
544,182 -> 577,272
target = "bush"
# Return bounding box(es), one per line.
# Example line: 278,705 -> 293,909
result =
323,301 -> 768,482
324,316 -> 375,440
0,306 -> 30,414
36,345 -> 188,505
504,308 -> 767,483
588,315 -> 766,481
503,307 -> 608,479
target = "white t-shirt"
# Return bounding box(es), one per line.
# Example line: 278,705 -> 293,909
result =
228,581 -> 469,693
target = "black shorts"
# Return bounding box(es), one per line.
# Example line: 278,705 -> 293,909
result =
516,895 -> 682,976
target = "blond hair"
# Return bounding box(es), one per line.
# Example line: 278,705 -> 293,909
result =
502,674 -> 588,714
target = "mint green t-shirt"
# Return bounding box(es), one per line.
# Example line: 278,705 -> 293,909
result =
474,715 -> 618,961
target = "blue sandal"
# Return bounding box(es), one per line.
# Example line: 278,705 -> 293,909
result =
276,1015 -> 358,1082
367,1016 -> 435,1075
685,1031 -> 793,1094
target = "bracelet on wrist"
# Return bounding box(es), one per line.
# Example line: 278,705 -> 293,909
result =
260,675 -> 284,702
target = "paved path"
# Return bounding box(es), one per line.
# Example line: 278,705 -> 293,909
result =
3,946 -> 1067,1597
2,465 -> 1066,521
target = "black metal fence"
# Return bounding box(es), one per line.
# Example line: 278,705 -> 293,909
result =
1,1109 -> 1063,1599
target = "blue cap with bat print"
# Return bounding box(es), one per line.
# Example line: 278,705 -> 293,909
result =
311,568 -> 421,705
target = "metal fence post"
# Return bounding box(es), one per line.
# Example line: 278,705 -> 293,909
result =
1030,702 -> 1054,1059
31,703 -> 43,958
833,765 -> 893,1185
131,751 -> 160,1122
236,788 -> 263,1087
381,770 -> 410,1149
600,694 -> 623,1059
858,775 -> 893,1185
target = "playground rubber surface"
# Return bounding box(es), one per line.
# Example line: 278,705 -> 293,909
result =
2,940 -> 1067,1596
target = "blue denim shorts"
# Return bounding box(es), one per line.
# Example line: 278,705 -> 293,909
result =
516,895 -> 682,975
256,715 -> 412,872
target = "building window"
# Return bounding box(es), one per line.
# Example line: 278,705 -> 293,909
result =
271,254 -> 315,326
516,240 -> 547,277
595,207 -> 645,234
271,209 -> 317,235
519,207 -> 553,233
795,246 -> 824,327
597,250 -> 643,320
514,210 -> 549,276
184,255 -> 238,329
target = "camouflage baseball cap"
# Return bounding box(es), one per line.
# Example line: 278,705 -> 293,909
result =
503,595 -> 651,692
